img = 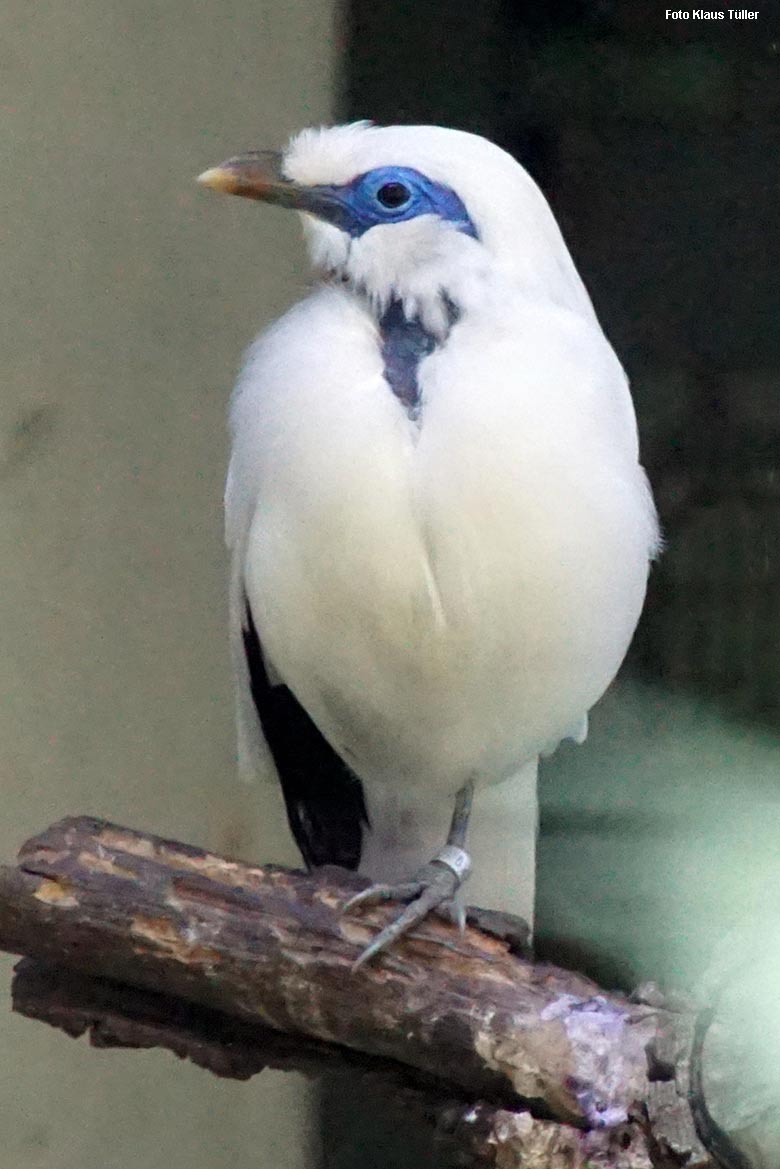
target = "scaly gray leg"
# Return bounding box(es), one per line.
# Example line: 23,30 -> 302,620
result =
342,778 -> 475,969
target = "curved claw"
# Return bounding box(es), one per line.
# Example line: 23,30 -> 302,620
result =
341,881 -> 423,914
437,888 -> 467,934
348,864 -> 463,970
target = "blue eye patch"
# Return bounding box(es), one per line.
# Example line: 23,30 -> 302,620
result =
305,166 -> 478,240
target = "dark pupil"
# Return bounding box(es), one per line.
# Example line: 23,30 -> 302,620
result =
377,182 -> 411,209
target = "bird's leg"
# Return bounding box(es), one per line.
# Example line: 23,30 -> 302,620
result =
343,778 -> 475,969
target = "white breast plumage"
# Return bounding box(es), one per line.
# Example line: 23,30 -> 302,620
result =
230,281 -> 655,792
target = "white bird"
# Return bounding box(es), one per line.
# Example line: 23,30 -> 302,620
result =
198,122 -> 660,965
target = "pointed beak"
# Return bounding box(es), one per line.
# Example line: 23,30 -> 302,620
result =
197,150 -> 347,227
197,151 -> 303,208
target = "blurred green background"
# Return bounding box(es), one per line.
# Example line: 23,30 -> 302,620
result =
2,1 -> 779,1166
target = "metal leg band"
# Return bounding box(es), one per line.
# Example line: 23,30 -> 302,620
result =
432,844 -> 472,883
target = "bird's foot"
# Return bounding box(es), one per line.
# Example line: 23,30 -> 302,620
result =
342,844 -> 472,969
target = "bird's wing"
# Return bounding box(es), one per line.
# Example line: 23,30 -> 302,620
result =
224,325 -> 369,872
237,599 -> 368,869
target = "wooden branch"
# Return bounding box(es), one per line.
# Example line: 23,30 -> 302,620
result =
7,959 -> 645,1168
0,816 -> 737,1168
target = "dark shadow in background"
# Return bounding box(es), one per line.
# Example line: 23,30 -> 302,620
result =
321,3 -> 780,1165
345,0 -> 780,725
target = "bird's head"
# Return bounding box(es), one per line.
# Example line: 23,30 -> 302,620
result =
198,122 -> 593,334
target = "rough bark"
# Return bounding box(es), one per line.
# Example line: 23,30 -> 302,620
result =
10,959 -> 650,1168
0,816 -> 742,1168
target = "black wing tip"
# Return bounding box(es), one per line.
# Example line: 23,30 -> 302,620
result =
242,600 -> 368,871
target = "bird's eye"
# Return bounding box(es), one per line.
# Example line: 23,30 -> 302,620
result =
376,181 -> 412,210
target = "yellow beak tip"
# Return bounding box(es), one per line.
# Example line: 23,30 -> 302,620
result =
196,166 -> 234,193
